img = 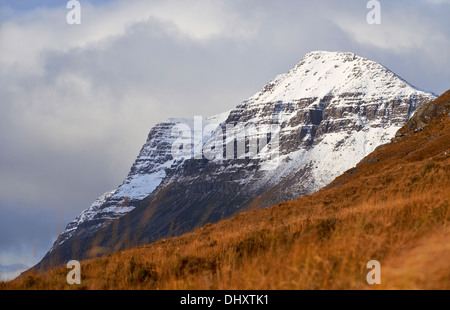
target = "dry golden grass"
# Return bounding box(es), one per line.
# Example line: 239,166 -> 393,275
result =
2,95 -> 449,290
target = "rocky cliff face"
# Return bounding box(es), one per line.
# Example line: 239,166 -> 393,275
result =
395,89 -> 450,139
36,51 -> 436,270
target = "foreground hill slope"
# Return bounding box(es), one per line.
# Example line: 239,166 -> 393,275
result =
4,91 -> 449,290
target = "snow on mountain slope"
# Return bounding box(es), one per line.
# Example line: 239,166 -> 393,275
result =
219,51 -> 436,202
51,113 -> 230,250
106,112 -> 231,205
42,51 -> 436,266
249,51 -> 426,103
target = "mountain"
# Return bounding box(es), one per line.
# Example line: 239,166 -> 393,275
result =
35,51 -> 436,271
11,90 -> 449,290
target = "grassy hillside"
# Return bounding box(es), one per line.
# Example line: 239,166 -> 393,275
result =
2,91 -> 449,290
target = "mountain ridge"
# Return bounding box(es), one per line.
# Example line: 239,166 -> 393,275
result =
35,51 -> 436,271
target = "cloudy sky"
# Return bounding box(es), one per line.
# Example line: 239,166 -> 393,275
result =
0,0 -> 449,271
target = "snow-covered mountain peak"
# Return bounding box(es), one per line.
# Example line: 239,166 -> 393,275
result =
40,51 -> 437,269
248,51 -> 425,105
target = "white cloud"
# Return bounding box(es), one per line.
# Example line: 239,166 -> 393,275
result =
330,2 -> 450,67
0,0 -> 259,74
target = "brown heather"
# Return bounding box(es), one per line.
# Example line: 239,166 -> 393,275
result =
2,91 -> 449,290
